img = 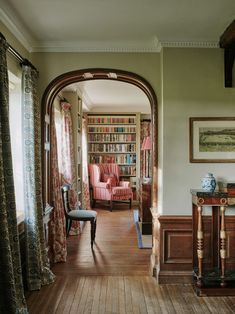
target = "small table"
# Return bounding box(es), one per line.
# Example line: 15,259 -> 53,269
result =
191,190 -> 235,296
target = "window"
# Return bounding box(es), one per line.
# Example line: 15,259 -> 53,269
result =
8,70 -> 25,223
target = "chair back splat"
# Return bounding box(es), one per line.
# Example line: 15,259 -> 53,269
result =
61,184 -> 97,249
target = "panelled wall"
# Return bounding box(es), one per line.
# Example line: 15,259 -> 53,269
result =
158,215 -> 235,283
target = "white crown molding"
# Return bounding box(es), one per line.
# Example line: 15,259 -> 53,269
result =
31,40 -> 162,53
76,85 -> 93,111
161,41 -> 219,48
0,8 -> 33,52
1,6 -> 220,53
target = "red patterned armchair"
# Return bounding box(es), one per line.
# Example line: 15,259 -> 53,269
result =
88,163 -> 133,211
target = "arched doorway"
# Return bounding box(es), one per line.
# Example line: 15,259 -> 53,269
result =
42,68 -> 158,209
42,68 -> 158,274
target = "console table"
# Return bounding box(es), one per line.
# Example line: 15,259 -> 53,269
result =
191,190 -> 235,296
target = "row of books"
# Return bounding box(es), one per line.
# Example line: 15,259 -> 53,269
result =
88,133 -> 136,142
88,143 -> 136,153
89,153 -> 136,164
120,165 -> 136,176
88,117 -> 136,124
88,126 -> 136,133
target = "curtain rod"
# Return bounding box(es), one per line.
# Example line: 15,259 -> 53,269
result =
0,32 -> 38,72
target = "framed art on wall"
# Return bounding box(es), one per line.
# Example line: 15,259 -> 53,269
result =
189,117 -> 235,163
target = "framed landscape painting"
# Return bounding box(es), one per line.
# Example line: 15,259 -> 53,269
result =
189,117 -> 235,163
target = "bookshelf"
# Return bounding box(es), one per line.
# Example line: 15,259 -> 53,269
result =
87,113 -> 140,197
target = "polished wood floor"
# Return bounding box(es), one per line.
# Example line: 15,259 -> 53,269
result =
26,205 -> 235,313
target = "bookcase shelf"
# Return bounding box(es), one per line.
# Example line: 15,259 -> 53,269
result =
87,113 -> 140,192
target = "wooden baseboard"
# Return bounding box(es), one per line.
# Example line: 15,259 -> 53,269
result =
158,270 -> 192,284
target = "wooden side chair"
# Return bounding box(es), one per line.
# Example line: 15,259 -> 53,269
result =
61,184 -> 97,249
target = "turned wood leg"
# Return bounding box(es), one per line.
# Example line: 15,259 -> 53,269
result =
129,198 -> 132,209
220,206 -> 227,287
110,201 -> 113,212
197,206 -> 203,287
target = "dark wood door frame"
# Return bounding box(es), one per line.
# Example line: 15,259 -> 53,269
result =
41,67 -> 158,215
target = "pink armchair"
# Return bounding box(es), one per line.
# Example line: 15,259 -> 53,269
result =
88,163 -> 133,211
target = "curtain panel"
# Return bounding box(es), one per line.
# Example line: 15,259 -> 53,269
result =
82,116 -> 91,209
60,101 -> 80,235
0,36 -> 28,314
22,64 -> 55,290
49,107 -> 67,263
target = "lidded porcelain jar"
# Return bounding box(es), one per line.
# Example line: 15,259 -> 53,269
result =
201,173 -> 216,192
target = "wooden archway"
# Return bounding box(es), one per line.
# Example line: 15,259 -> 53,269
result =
42,68 -> 158,211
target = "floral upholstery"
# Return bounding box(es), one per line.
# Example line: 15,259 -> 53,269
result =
88,163 -> 133,210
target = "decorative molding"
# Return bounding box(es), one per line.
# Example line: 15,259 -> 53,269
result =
161,41 -> 219,48
0,8 -> 33,52
76,85 -> 93,111
1,6 -> 221,53
30,43 -> 162,53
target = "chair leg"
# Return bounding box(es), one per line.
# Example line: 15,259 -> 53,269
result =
110,200 -> 113,212
67,218 -> 72,236
92,199 -> 96,208
90,220 -> 95,249
94,219 -> 97,240
129,198 -> 132,209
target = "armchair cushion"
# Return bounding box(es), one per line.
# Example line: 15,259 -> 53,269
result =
112,187 -> 132,196
103,173 -> 117,186
119,181 -> 131,188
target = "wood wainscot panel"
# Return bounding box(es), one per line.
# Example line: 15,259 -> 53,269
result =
158,215 -> 235,284
159,216 -> 192,283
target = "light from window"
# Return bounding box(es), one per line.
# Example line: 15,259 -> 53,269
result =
8,71 -> 25,223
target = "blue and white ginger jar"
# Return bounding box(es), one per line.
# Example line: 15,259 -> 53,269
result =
201,173 -> 216,192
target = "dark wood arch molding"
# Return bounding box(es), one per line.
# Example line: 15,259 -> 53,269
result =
42,68 -> 158,210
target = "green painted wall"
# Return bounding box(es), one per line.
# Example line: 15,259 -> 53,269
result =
161,48 -> 235,214
2,21 -> 235,215
31,52 -> 161,102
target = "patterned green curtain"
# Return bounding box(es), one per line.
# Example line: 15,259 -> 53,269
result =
22,64 -> 55,290
0,36 -> 28,313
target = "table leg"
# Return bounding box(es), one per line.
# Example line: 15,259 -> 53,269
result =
220,205 -> 227,287
197,205 -> 203,287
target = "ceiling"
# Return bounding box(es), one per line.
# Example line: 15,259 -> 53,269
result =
63,80 -> 151,113
1,0 -> 235,52
1,1 -> 234,112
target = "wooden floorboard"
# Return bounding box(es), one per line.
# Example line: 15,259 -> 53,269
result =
26,205 -> 235,313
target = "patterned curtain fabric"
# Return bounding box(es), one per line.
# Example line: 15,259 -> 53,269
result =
140,120 -> 151,178
22,64 -> 55,290
60,101 -> 80,234
0,36 -> 28,313
82,117 -> 91,209
48,107 -> 67,263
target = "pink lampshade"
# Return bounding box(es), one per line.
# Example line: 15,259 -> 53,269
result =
141,138 -> 147,150
142,136 -> 151,150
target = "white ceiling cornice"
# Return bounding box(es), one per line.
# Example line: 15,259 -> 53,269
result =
30,37 -> 162,53
0,8 -> 33,52
161,41 -> 219,48
0,6 -> 220,53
